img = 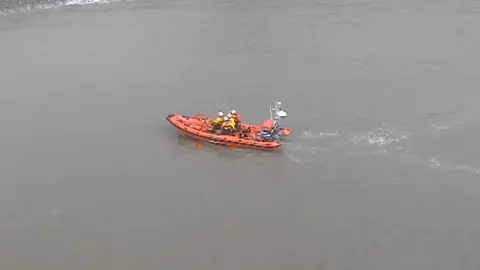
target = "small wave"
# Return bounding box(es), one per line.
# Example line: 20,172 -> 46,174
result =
420,110 -> 473,134
398,154 -> 480,177
285,143 -> 331,153
424,158 -> 480,176
455,165 -> 480,175
286,152 -> 324,164
350,128 -> 409,146
427,157 -> 441,167
64,0 -> 117,6
284,142 -> 329,164
286,152 -> 302,163
1,0 -> 122,15
297,128 -> 409,147
430,125 -> 452,131
297,130 -> 340,139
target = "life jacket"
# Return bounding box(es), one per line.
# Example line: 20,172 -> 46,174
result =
221,119 -> 234,130
212,117 -> 222,125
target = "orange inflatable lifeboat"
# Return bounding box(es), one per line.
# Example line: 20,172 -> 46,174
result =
166,101 -> 291,150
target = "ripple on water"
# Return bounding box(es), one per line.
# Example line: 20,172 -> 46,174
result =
430,125 -> 452,132
350,128 -> 409,146
283,140 -> 331,164
0,0 -> 122,15
424,158 -> 480,176
297,130 -> 340,139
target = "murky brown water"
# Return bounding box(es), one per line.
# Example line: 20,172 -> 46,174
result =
1,0 -> 480,269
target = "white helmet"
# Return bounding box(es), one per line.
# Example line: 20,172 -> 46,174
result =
231,109 -> 237,114
223,116 -> 229,121
227,113 -> 232,118
218,111 -> 224,117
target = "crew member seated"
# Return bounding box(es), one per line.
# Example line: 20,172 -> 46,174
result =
211,111 -> 224,132
230,109 -> 241,130
221,116 -> 235,134
228,114 -> 236,128
227,113 -> 237,128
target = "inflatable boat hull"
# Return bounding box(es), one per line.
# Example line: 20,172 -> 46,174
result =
166,114 -> 291,150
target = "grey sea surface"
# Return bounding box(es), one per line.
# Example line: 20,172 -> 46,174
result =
1,0 -> 480,269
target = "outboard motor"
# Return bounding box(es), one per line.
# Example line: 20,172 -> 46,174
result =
256,101 -> 287,141
257,129 -> 273,141
257,128 -> 282,141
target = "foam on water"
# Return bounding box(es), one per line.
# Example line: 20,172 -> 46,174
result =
0,0 -> 124,15
350,128 -> 409,146
424,158 -> 480,176
297,130 -> 340,139
285,143 -> 332,153
296,128 -> 410,147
